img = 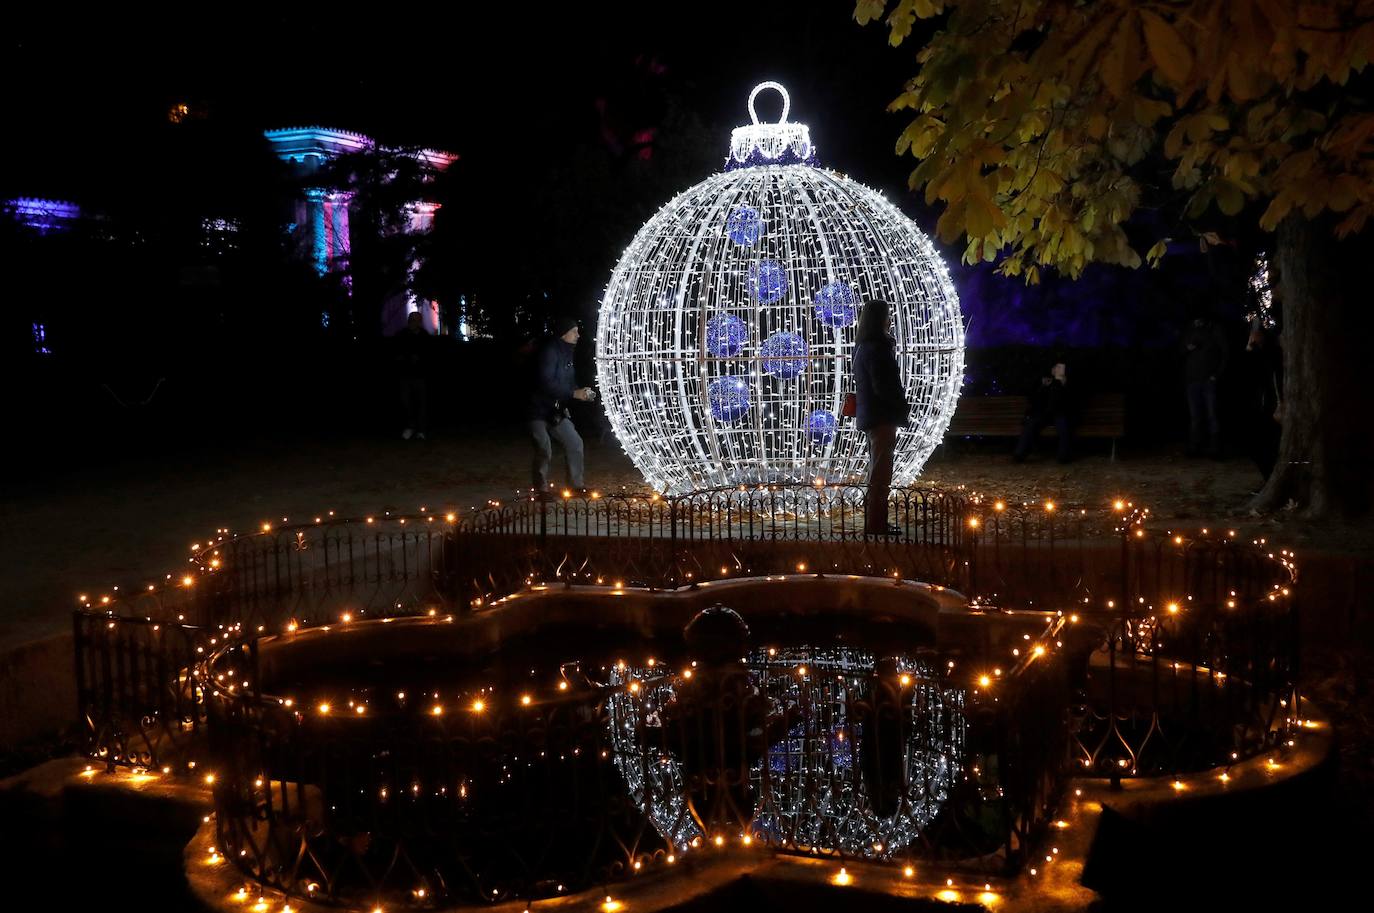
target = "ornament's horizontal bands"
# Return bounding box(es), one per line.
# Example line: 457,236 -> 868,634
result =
599,346 -> 962,363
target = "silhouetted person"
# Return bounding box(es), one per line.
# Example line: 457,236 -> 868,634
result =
1013,358 -> 1072,463
660,606 -> 760,825
1183,313 -> 1228,456
528,317 -> 595,493
852,300 -> 909,537
395,311 -> 433,441
1242,320 -> 1283,483
857,657 -> 915,817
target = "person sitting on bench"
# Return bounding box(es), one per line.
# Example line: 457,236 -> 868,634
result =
1013,357 -> 1074,463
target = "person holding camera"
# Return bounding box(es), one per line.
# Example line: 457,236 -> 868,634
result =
527,316 -> 596,493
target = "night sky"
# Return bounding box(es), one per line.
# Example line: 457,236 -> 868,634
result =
5,4 -> 918,199
6,3 -> 1238,359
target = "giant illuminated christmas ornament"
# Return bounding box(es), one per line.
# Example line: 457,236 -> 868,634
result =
597,82 -> 964,494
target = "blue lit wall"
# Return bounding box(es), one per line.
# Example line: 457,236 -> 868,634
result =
954,241 -> 1245,351
5,197 -> 81,235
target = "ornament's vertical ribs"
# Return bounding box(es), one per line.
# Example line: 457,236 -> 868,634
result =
675,173 -> 738,490
751,174 -> 775,483
848,185 -> 932,485
794,173 -> 846,479
716,171 -> 759,487
774,172 -> 803,484
817,172 -> 886,482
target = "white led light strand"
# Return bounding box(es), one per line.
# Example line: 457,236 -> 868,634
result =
597,82 -> 964,495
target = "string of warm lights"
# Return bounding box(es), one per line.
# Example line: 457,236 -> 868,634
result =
73,483 -> 1296,622
74,482 -> 1303,912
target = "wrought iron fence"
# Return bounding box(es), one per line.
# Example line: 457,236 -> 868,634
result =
70,484 -> 1298,902
205,648 -> 646,906
73,613 -> 206,769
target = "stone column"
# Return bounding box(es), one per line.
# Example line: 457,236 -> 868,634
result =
305,187 -> 328,276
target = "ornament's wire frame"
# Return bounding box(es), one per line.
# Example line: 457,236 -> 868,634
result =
596,164 -> 964,496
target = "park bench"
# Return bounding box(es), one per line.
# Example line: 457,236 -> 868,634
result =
944,393 -> 1126,460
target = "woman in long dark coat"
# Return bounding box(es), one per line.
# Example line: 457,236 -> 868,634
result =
851,300 -> 909,536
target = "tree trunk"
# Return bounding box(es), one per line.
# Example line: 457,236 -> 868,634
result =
1251,215 -> 1374,518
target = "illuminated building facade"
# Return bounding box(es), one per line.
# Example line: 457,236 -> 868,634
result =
264,127 -> 457,334
4,197 -> 83,235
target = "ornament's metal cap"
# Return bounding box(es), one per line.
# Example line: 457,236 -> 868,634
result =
727,82 -> 816,170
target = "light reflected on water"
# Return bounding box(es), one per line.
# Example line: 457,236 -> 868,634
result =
606,646 -> 964,857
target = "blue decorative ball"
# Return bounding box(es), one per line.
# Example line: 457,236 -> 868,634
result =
750,259 -> 788,304
705,313 -> 748,358
813,282 -> 857,328
726,205 -> 764,246
707,376 -> 751,423
805,410 -> 837,444
760,330 -> 809,380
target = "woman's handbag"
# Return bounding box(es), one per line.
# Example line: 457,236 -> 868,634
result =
841,392 -> 857,418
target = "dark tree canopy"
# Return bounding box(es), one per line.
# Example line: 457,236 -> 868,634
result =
858,0 -> 1374,516
857,0 -> 1374,278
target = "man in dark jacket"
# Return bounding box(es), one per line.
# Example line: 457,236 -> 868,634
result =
1183,314 -> 1229,456
528,317 -> 595,493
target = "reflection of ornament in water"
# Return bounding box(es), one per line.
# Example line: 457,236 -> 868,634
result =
605,666 -> 703,850
705,313 -> 748,358
805,410 -> 837,444
766,719 -> 859,773
760,331 -> 808,380
596,82 -> 964,494
708,376 -> 751,422
750,259 -> 788,304
604,645 -> 963,860
726,205 -> 765,246
746,647 -> 961,859
813,281 -> 857,328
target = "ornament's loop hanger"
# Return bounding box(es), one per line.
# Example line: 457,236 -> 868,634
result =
748,81 -> 791,126
727,82 -> 813,168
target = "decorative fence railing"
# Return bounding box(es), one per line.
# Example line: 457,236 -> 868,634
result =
190,486 -> 970,630
70,485 -> 1298,905
200,618 -> 1074,907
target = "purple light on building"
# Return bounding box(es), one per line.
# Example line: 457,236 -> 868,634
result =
263,126 -> 376,165
264,127 -> 456,334
5,197 -> 81,235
